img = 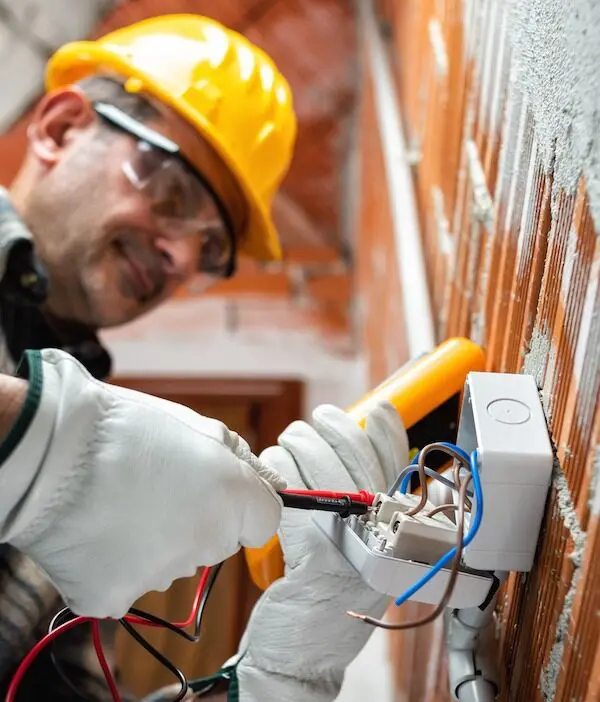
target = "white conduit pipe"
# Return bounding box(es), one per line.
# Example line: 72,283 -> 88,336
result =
360,0 -> 436,357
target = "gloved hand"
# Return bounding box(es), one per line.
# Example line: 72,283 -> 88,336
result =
228,401 -> 409,701
0,348 -> 284,619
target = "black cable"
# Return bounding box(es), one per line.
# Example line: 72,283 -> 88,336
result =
48,607 -> 89,700
129,561 -> 224,643
194,562 -> 223,637
119,619 -> 189,702
46,562 -> 224,701
127,608 -> 198,642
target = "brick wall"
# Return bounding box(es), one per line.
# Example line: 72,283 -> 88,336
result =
355,1 -> 600,700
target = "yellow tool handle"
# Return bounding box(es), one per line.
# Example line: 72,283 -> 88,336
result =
244,337 -> 485,590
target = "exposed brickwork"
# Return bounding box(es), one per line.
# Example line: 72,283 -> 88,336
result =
356,1 -> 600,700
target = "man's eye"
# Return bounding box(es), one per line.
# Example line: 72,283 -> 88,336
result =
152,181 -> 187,219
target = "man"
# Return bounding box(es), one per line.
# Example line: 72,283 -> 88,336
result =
0,14 -> 409,701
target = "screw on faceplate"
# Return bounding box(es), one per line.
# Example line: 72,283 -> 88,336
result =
392,521 -> 400,533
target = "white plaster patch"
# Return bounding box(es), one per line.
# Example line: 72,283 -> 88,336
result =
523,327 -> 551,387
543,341 -> 558,421
466,139 -> 494,229
470,311 -> 485,347
540,461 -> 587,700
428,18 -> 448,78
560,228 -> 579,302
432,186 -> 453,260
591,446 -> 600,516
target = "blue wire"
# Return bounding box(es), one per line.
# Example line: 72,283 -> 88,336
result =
393,448 -> 483,607
398,442 -> 471,494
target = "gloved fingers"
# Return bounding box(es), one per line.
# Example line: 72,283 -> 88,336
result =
277,419 -> 357,492
259,444 -> 351,568
259,445 -> 304,488
242,570 -> 389,682
231,433 -> 287,490
311,404 -> 386,493
237,459 -> 284,549
363,400 -> 410,488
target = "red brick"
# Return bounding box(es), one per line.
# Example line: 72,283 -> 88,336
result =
282,245 -> 342,264
305,272 -> 352,306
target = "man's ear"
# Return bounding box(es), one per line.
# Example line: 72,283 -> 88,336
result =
27,87 -> 96,167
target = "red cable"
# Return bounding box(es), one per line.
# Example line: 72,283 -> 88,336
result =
6,617 -> 90,702
172,565 -> 211,628
125,566 -> 212,629
7,567 -> 213,702
280,488 -> 375,505
92,621 -> 121,702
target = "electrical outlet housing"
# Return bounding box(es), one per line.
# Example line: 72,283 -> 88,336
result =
458,372 -> 553,571
313,371 -> 553,606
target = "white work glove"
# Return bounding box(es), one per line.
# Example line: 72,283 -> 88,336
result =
0,349 -> 284,619
230,401 -> 409,702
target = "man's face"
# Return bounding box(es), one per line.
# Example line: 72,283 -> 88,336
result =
18,88 -> 245,328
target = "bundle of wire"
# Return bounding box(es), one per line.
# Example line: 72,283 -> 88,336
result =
6,562 -> 224,702
347,442 -> 483,630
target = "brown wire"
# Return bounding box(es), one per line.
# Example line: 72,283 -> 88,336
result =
452,459 -> 472,510
405,443 -> 470,517
347,476 -> 472,630
453,460 -> 462,487
425,503 -> 460,519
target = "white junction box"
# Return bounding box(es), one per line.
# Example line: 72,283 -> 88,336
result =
313,371 -> 553,606
458,372 -> 553,572
313,510 -> 494,608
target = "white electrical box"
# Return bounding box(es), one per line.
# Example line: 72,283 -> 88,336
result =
312,510 -> 495,608
312,371 -> 553,606
457,372 -> 553,572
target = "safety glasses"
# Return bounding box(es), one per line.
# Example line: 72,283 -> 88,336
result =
93,101 -> 237,280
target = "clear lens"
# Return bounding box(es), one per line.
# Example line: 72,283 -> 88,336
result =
123,141 -> 233,276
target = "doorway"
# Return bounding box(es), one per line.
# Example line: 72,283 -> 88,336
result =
110,376 -> 303,698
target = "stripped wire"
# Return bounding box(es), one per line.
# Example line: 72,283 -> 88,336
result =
347,473 -> 471,630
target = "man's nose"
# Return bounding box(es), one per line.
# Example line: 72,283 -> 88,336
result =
153,235 -> 197,281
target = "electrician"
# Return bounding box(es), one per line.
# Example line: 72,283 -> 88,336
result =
0,14 -> 409,701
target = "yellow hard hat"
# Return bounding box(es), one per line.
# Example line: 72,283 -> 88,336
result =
45,14 -> 298,261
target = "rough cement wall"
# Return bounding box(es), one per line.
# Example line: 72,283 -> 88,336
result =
360,0 -> 600,699
509,0 -> 600,229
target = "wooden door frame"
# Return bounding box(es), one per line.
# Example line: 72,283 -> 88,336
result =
112,376 -> 304,450
111,375 -> 303,695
